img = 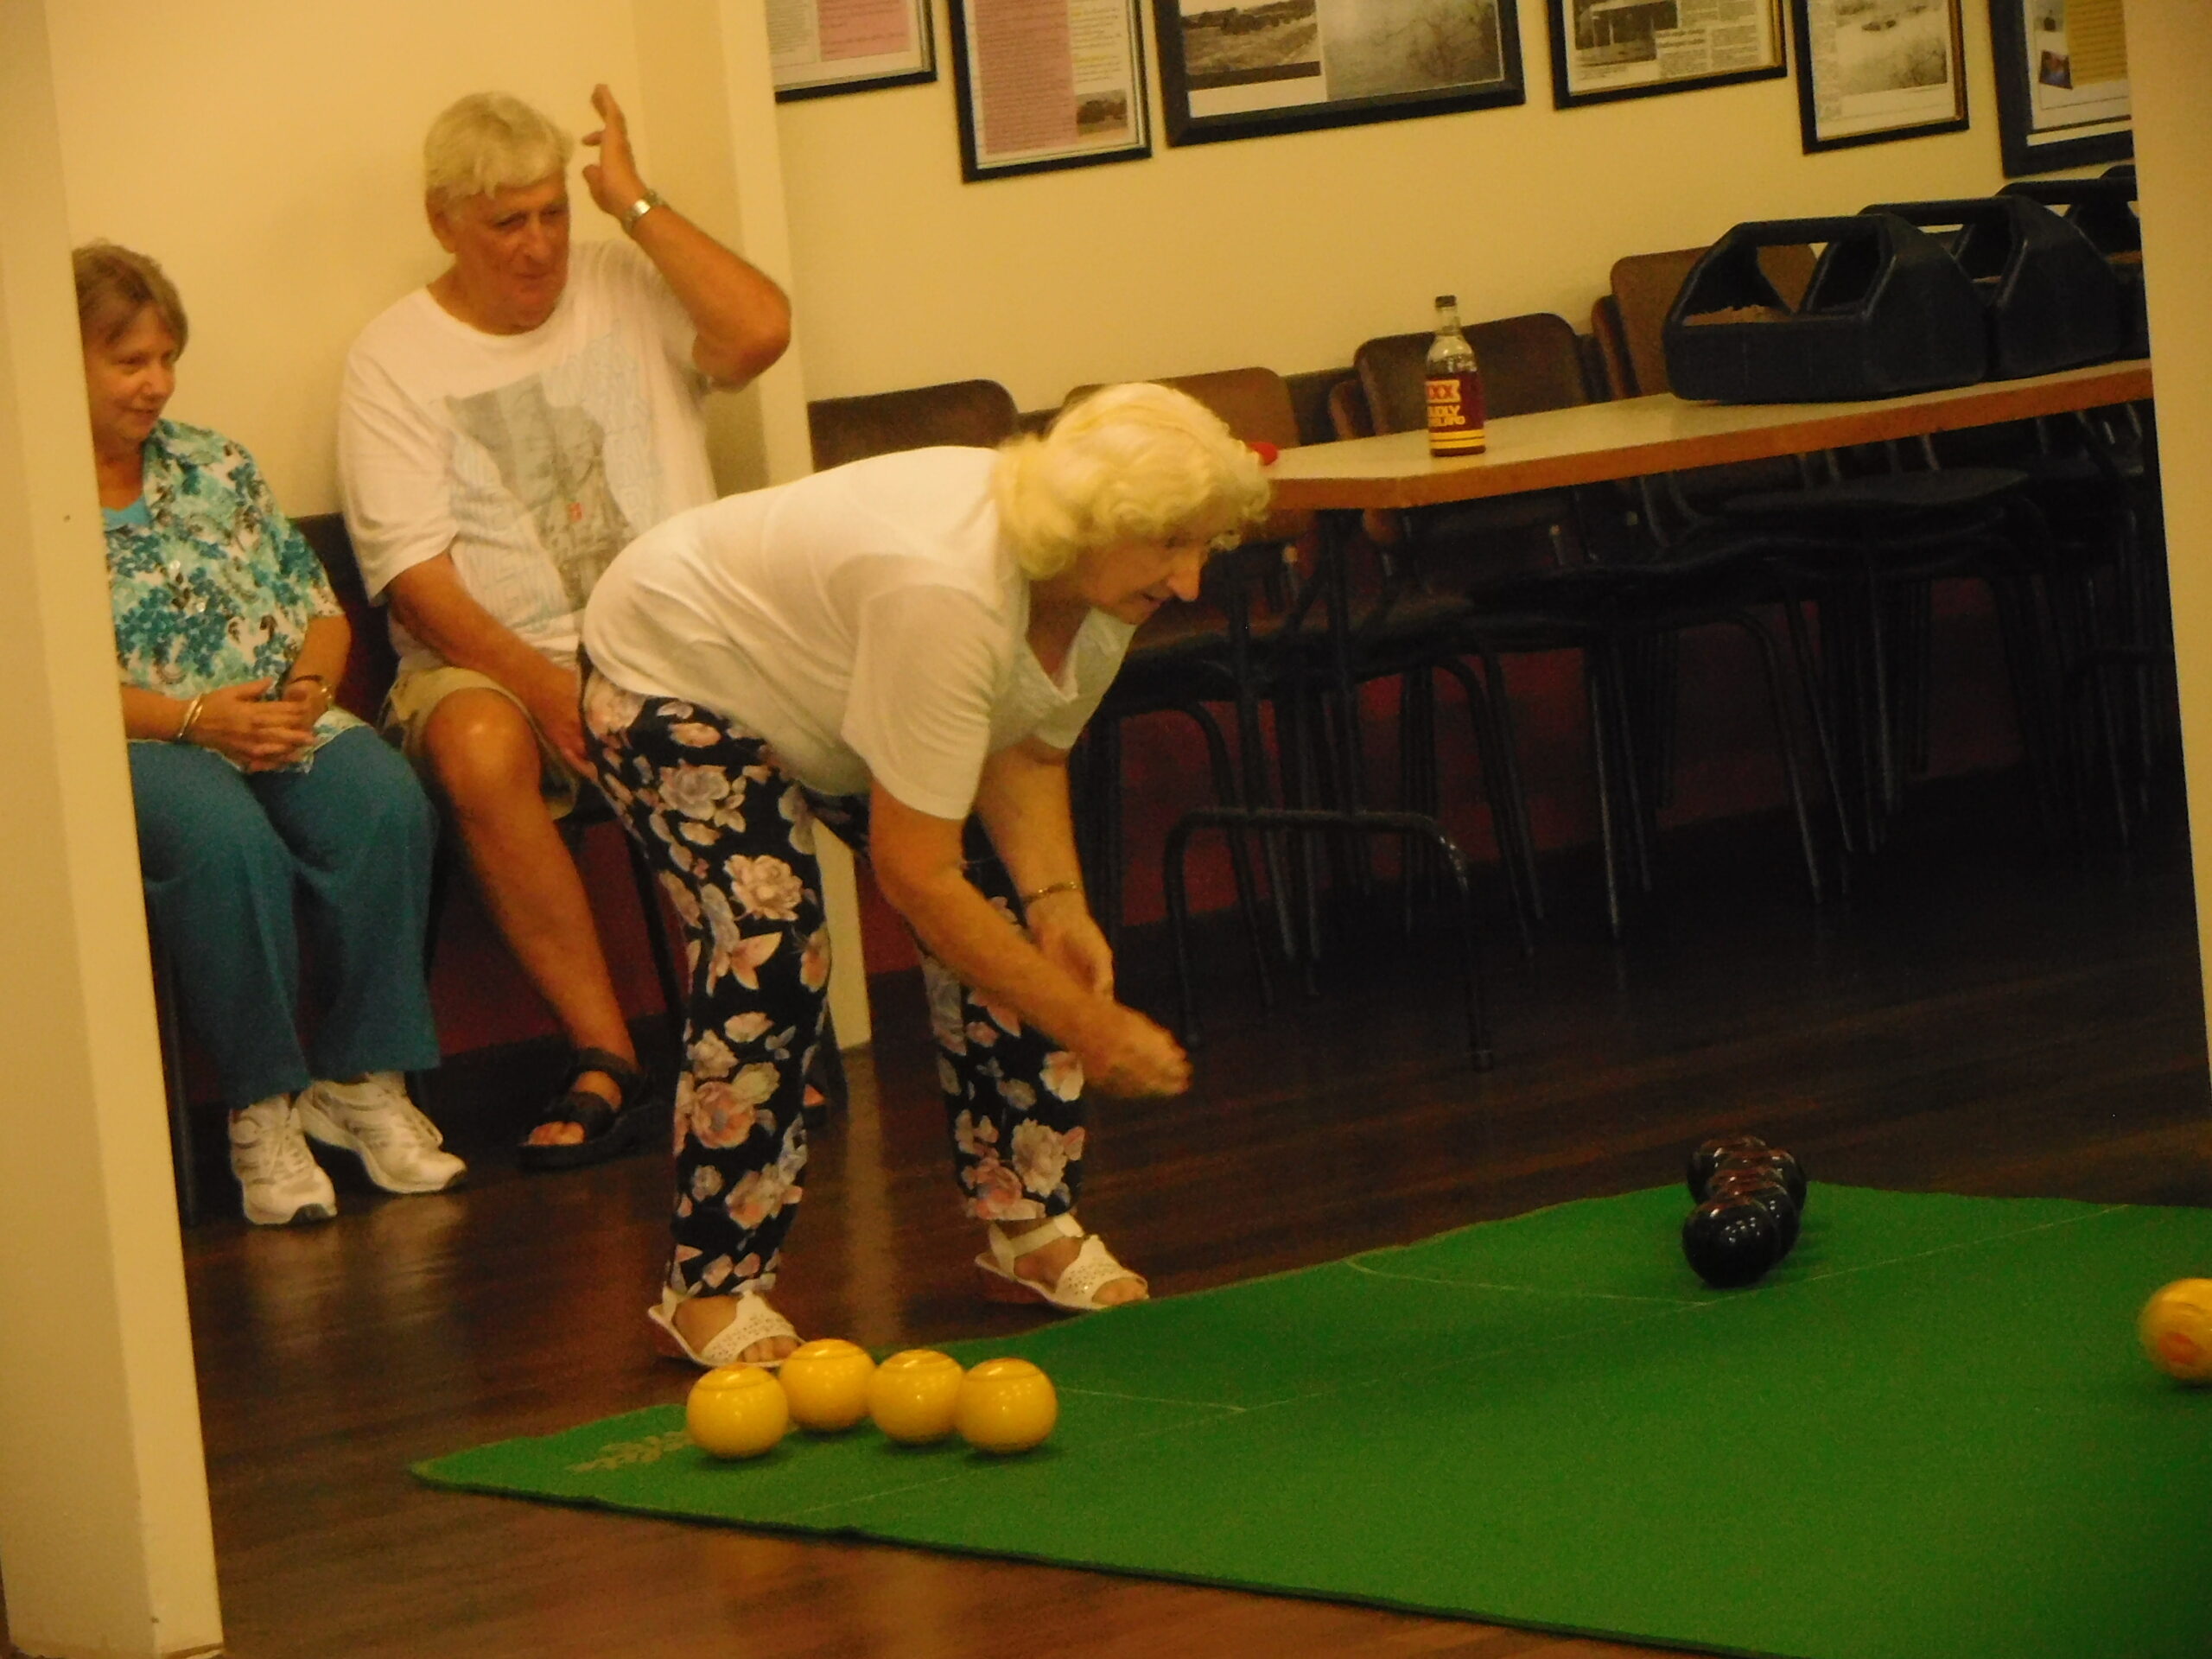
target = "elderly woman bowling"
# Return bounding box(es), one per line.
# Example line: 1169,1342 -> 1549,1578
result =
78,243 -> 458,1227
581,383 -> 1269,1367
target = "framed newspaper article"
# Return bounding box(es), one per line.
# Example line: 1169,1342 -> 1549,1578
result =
1155,0 -> 1525,147
949,0 -> 1152,178
772,0 -> 938,99
1548,0 -> 1787,108
1789,0 -> 1968,150
1988,0 -> 2131,175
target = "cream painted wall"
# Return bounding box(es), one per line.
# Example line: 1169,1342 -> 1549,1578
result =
778,0 -> 2020,408
2126,0 -> 2212,1062
51,1 -> 695,512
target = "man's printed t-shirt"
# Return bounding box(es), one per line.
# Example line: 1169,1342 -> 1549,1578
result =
338,238 -> 716,674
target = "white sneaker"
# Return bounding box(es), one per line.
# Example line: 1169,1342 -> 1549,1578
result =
228,1096 -> 338,1227
296,1073 -> 467,1195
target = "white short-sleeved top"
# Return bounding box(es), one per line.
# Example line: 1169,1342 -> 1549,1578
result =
337,238 -> 716,673
582,447 -> 1135,819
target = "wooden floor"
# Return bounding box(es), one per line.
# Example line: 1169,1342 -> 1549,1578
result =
54,782 -> 2212,1658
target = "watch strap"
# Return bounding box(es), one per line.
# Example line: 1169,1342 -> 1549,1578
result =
621,189 -> 665,232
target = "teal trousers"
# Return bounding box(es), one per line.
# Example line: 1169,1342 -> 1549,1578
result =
130,726 -> 442,1109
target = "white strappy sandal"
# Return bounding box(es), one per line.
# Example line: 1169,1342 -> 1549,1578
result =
976,1213 -> 1147,1312
646,1287 -> 801,1370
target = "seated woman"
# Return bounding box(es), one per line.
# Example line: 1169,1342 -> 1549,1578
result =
77,242 -> 461,1225
581,382 -> 1270,1365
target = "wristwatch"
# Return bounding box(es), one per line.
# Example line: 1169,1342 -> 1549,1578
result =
621,188 -> 666,233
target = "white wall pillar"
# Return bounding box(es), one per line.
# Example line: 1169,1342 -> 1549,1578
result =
0,3 -> 224,1656
2126,0 -> 2212,1060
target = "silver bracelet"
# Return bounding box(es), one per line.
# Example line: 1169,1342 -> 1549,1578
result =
1019,879 -> 1084,907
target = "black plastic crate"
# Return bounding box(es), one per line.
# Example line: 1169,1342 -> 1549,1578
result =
1999,175 -> 2146,357
1861,196 -> 2122,378
1663,215 -> 1986,404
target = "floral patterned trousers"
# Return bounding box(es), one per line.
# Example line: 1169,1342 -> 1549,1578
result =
583,671 -> 1090,1303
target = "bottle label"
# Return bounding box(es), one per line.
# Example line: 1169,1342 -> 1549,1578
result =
1427,372 -> 1485,456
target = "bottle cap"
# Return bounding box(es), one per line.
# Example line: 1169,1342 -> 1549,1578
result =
1434,294 -> 1457,308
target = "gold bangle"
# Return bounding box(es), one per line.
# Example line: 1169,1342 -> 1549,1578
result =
1019,879 -> 1084,907
174,694 -> 206,743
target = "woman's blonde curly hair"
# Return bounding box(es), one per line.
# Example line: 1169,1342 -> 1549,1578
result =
994,382 -> 1271,579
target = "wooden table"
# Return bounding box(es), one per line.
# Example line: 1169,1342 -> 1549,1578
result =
1265,359 -> 2154,511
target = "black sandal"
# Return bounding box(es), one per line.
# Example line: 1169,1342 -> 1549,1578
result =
515,1046 -> 655,1172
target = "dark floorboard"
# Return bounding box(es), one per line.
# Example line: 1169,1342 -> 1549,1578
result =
28,779 -> 2212,1658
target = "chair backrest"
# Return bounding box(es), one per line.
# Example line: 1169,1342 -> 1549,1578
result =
295,513 -> 397,719
1590,295 -> 1636,399
1351,311 -> 1596,438
1284,366 -> 1355,446
806,378 -> 1019,470
1608,245 -> 1816,397
1325,375 -> 1372,442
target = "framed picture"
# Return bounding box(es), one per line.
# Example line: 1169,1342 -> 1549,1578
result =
1987,0 -> 2131,175
1548,0 -> 1788,108
947,0 -> 1152,179
773,0 -> 938,99
1155,0 -> 1525,148
1789,0 -> 1967,150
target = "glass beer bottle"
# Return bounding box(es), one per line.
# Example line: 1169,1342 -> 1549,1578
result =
1425,295 -> 1484,458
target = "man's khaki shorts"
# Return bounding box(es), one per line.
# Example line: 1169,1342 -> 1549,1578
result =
382,664 -> 584,820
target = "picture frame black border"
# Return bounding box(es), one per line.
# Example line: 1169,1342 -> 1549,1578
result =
1789,0 -> 1970,152
1547,0 -> 1788,110
1154,0 -> 1525,148
771,0 -> 940,103
947,0 -> 1154,180
1986,0 -> 2132,176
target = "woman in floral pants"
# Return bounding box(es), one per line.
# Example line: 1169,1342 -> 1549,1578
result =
581,384 -> 1269,1368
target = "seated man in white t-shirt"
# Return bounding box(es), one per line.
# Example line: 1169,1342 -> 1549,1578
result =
339,86 -> 790,1168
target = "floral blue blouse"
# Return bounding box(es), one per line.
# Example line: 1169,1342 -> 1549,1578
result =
105,420 -> 359,764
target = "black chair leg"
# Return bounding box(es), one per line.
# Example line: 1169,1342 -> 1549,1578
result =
1585,653 -> 1627,942
1729,611 -> 1826,906
1179,700 -> 1269,983
1782,593 -> 1858,861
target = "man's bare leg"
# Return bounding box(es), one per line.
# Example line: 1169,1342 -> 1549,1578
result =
422,690 -> 636,1144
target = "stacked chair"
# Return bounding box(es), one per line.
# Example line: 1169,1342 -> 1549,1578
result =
1597,241 -> 2059,864
1336,311 -> 1827,938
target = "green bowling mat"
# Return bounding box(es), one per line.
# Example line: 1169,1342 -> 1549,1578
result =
415,1186 -> 2212,1659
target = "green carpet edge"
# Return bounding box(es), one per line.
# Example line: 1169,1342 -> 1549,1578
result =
406,1459 -> 1797,1659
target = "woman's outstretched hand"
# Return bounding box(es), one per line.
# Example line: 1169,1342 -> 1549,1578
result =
1073,1001 -> 1192,1097
188,679 -> 316,771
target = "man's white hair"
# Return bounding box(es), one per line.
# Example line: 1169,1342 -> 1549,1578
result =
994,383 -> 1271,580
424,92 -> 574,207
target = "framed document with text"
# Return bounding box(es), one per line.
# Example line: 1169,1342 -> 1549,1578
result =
949,0 -> 1152,178
1155,0 -> 1524,147
1550,0 -> 1787,109
1988,0 -> 2130,175
773,0 -> 938,100
1790,0 -> 1967,150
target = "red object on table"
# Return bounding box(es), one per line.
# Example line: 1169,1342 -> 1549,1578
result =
1247,440 -> 1279,466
